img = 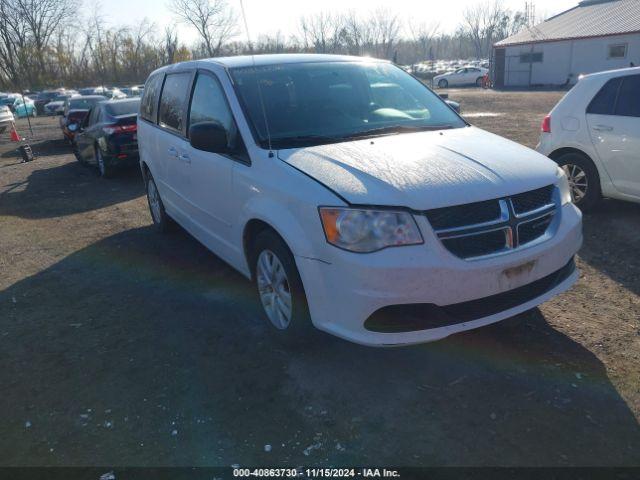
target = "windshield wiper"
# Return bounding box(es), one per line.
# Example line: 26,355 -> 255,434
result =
342,124 -> 454,140
268,134 -> 344,148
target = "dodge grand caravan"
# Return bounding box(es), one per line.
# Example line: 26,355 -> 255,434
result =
137,54 -> 582,347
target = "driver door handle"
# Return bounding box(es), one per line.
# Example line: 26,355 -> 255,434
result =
167,147 -> 178,157
592,125 -> 613,132
179,154 -> 191,164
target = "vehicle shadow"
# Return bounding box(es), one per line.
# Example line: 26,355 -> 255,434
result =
0,159 -> 143,219
1,226 -> 638,467
580,199 -> 640,296
0,138 -> 70,160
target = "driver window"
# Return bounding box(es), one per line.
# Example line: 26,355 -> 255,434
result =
188,72 -> 238,151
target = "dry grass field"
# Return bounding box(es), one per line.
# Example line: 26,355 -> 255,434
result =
0,89 -> 639,467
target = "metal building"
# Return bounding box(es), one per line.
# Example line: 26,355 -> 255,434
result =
492,0 -> 640,87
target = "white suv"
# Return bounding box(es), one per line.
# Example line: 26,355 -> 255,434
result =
138,54 -> 582,346
537,67 -> 640,210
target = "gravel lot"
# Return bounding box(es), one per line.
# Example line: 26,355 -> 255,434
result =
1,90 -> 639,467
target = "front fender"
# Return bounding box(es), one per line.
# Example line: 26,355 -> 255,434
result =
238,195 -> 320,270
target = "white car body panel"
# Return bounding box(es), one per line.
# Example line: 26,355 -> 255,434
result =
138,55 -> 582,346
537,66 -> 640,203
0,105 -> 14,127
279,126 -> 557,210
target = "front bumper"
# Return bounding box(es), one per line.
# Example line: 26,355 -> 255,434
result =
296,202 -> 582,346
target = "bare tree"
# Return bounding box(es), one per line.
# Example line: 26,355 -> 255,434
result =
298,12 -> 345,54
14,0 -> 78,75
462,0 -> 513,59
370,8 -> 401,60
170,0 -> 237,57
409,19 -> 440,63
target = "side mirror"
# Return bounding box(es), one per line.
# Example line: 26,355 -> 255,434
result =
445,99 -> 461,113
189,122 -> 228,153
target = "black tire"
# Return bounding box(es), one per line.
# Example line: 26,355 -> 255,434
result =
554,152 -> 601,212
95,147 -> 114,178
438,79 -> 448,89
72,144 -> 85,164
476,77 -> 484,87
145,171 -> 174,232
0,126 -> 6,134
252,230 -> 315,345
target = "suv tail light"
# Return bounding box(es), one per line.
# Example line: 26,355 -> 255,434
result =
103,124 -> 137,135
541,114 -> 551,133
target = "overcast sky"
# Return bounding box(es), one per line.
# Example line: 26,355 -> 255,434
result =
91,0 -> 579,45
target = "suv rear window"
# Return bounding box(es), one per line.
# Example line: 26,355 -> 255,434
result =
140,73 -> 164,123
158,72 -> 192,132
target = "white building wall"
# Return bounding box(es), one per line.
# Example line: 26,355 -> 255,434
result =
501,32 -> 640,86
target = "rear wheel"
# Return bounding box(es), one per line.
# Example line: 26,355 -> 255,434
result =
0,126 -> 6,134
72,144 -> 84,164
252,230 -> 314,344
438,79 -> 448,89
555,152 -> 600,211
146,172 -> 174,232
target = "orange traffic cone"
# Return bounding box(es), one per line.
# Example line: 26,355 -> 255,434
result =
10,122 -> 20,142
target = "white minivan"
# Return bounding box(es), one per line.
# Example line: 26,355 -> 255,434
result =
138,54 -> 582,347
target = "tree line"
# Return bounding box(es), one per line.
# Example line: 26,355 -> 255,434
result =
0,0 -> 536,91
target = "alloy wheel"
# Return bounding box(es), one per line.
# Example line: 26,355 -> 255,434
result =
256,249 -> 292,330
562,163 -> 588,203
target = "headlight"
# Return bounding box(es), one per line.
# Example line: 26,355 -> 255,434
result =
556,166 -> 572,205
319,207 -> 423,253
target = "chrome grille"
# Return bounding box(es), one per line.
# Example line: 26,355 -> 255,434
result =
425,185 -> 556,260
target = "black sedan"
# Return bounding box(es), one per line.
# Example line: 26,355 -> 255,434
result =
74,98 -> 140,178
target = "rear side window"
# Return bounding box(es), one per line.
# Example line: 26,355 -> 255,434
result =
140,73 -> 163,122
587,77 -> 621,115
614,75 -> 640,117
158,72 -> 192,133
188,72 -> 238,148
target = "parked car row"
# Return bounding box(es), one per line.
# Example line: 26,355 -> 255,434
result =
1,83 -> 145,120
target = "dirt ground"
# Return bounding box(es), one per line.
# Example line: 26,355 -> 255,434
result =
1,90 -> 639,467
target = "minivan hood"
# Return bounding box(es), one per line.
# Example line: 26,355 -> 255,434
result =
278,126 -> 558,210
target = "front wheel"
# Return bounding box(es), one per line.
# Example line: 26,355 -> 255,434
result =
438,79 -> 448,89
476,77 -> 484,87
555,152 -> 601,211
96,148 -> 113,178
253,230 -> 314,344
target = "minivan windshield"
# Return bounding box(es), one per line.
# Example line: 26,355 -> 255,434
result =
231,61 -> 466,149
